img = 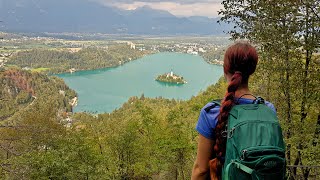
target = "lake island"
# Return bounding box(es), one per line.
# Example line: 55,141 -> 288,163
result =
156,70 -> 187,84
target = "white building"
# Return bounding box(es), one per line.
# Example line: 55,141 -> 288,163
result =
127,42 -> 136,49
199,48 -> 206,53
187,49 -> 193,54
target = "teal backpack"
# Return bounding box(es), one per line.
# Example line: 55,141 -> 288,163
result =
212,97 -> 286,180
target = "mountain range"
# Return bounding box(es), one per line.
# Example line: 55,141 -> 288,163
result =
0,0 -> 231,35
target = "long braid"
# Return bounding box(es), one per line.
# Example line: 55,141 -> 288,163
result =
210,72 -> 243,180
209,42 -> 258,180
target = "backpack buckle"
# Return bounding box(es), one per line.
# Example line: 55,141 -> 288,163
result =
227,128 -> 235,138
221,125 -> 228,137
254,96 -> 265,104
221,130 -> 228,137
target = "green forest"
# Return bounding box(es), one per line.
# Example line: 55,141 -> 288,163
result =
8,44 -> 150,74
0,0 -> 319,179
0,68 -> 76,122
0,69 -> 228,179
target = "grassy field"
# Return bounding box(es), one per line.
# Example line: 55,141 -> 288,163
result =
31,68 -> 50,72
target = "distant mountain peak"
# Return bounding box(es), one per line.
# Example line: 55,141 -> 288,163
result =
0,0 -> 231,35
130,5 -> 175,18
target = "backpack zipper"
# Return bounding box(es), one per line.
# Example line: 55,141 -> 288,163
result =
240,146 -> 285,161
227,120 -> 280,139
231,120 -> 279,129
240,150 -> 247,160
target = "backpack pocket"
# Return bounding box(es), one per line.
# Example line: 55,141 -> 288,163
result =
241,146 -> 286,180
223,146 -> 286,180
253,155 -> 286,180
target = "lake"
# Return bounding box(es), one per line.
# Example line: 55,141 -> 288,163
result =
58,52 -> 223,113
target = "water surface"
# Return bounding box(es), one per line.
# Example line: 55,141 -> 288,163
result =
58,53 -> 223,113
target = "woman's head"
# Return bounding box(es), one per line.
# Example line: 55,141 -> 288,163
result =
210,42 -> 258,179
223,42 -> 258,83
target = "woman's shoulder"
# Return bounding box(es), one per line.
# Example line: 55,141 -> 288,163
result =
201,101 -> 221,113
264,101 -> 277,113
196,101 -> 220,140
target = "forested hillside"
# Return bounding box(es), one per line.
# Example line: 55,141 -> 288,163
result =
0,68 -> 76,122
8,44 -> 150,74
200,47 -> 225,65
0,70 -> 227,179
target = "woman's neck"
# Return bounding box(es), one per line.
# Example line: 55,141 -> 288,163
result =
235,86 -> 255,100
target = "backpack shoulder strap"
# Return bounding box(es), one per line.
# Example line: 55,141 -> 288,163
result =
204,99 -> 221,112
205,96 -> 266,113
212,99 -> 222,106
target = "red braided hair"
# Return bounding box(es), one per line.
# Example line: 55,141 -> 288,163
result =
210,42 -> 258,180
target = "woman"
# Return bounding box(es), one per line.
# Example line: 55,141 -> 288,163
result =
191,42 -> 276,180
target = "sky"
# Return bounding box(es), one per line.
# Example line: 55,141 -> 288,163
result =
93,0 -> 224,17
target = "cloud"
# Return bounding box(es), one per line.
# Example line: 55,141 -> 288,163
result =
92,0 -> 223,17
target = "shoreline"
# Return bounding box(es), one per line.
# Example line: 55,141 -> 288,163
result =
52,52 -> 222,75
